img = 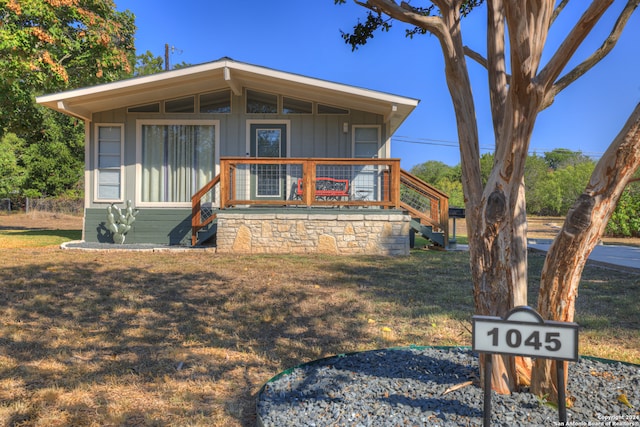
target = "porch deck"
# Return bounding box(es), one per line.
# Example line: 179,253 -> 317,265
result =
192,158 -> 449,250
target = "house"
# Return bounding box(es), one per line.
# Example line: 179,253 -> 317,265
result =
37,58 -> 448,254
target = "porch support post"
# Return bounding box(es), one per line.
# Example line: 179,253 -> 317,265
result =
220,158 -> 230,208
390,159 -> 401,209
440,194 -> 449,248
302,160 -> 315,206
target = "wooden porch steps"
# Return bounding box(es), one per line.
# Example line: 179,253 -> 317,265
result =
194,216 -> 217,246
409,218 -> 446,248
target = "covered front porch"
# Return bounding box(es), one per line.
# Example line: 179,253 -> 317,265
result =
191,157 -> 449,253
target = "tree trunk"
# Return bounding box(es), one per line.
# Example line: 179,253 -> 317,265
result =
468,107 -> 538,394
466,0 -> 553,392
351,0 -> 636,397
532,103 -> 640,403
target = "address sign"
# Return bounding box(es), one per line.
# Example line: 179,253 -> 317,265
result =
472,306 -> 578,362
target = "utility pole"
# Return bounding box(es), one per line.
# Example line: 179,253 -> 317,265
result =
164,43 -> 170,71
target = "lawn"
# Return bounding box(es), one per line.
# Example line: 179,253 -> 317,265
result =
0,214 -> 638,426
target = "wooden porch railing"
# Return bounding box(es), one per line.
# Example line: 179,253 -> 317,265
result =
191,174 -> 219,246
399,169 -> 449,241
219,157 -> 402,208
191,157 -> 449,246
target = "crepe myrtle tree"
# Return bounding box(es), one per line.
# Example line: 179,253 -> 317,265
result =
336,0 -> 640,402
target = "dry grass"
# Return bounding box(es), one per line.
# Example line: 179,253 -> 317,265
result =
0,213 -> 638,426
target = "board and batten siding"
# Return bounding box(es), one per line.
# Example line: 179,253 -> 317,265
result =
89,107 -> 384,207
86,93 -> 385,245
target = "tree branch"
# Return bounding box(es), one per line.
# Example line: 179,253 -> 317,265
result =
463,46 -> 512,83
364,0 -> 449,38
358,0 -> 483,202
551,0 -> 570,25
541,0 -> 640,110
535,0 -> 614,96
486,0 -> 508,143
463,45 -> 487,67
504,0 -> 556,86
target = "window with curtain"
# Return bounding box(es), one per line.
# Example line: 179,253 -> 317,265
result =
140,123 -> 215,203
96,125 -> 123,201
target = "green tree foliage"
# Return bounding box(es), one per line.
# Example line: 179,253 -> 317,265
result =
479,152 -> 494,186
606,179 -> 640,237
543,148 -> 591,170
134,50 -> 164,76
434,178 -> 464,208
0,0 -> 135,92
20,109 -> 84,197
0,0 -> 136,197
410,160 -> 464,207
524,154 -> 552,215
133,50 -> 192,76
412,149 -> 598,216
0,133 -> 26,198
410,160 -> 455,184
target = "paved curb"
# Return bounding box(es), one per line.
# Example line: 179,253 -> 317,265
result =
60,240 -> 216,253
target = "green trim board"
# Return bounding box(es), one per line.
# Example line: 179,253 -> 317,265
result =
85,207 -> 192,245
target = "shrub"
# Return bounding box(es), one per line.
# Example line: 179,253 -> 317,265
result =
605,186 -> 640,237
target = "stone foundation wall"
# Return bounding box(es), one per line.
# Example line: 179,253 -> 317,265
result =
216,211 -> 411,256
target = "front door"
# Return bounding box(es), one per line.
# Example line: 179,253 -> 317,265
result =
250,123 -> 287,201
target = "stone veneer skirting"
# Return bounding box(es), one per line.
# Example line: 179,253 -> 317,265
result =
215,210 -> 411,256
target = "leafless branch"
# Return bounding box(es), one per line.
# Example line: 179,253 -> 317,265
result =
551,0 -> 571,25
486,0 -> 508,141
463,46 -> 486,67
536,0 -> 613,98
541,0 -> 640,110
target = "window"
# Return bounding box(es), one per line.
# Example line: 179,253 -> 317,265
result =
200,90 -> 231,113
283,97 -> 312,114
95,125 -> 123,201
138,120 -> 218,205
353,126 -> 380,158
128,103 -> 160,113
318,104 -> 349,115
246,89 -> 277,113
165,96 -> 195,113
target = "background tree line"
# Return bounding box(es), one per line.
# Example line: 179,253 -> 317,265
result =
411,148 -> 640,237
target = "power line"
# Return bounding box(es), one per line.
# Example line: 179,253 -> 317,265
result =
392,135 -> 495,152
392,135 -> 604,158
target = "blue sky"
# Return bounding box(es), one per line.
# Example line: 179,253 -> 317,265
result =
115,0 -> 640,169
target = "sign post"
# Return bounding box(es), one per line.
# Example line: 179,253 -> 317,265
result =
472,306 -> 578,426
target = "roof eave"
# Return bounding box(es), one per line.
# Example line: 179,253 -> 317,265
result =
35,58 -> 420,128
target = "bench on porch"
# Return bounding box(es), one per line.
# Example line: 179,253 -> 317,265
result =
296,177 -> 350,200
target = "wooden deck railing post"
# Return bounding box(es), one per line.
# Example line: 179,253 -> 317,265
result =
390,160 -> 401,208
219,159 -> 229,208
302,160 -> 315,206
191,198 -> 201,246
441,195 -> 449,248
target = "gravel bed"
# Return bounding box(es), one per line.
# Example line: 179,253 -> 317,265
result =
257,347 -> 640,427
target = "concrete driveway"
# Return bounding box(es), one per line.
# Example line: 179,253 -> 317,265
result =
527,239 -> 640,273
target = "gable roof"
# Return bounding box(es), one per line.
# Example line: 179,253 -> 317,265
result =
36,58 -> 419,134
